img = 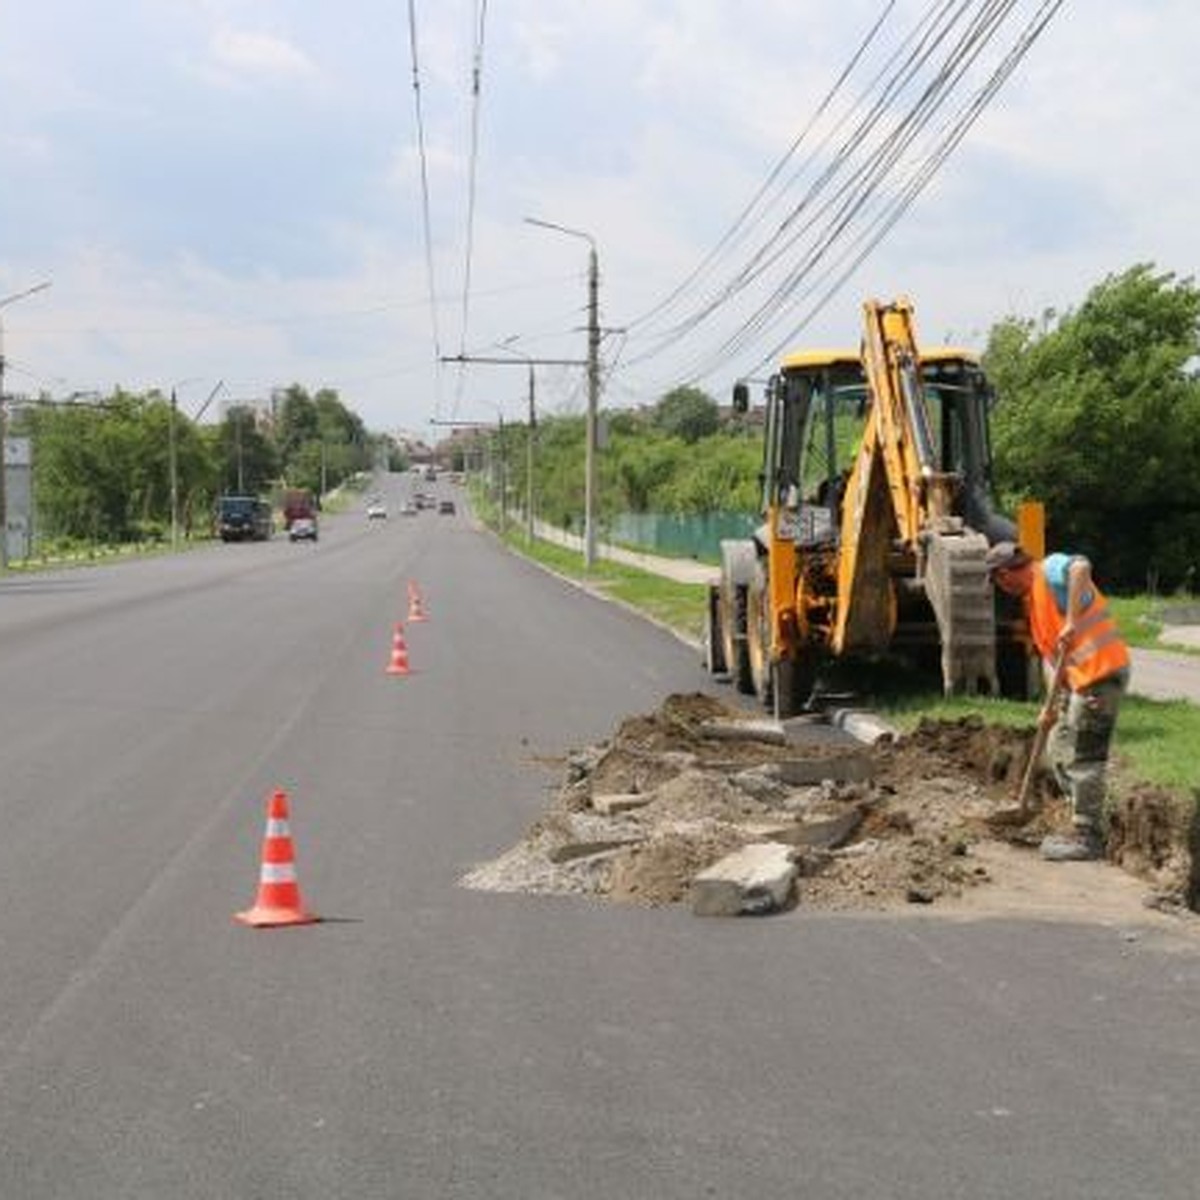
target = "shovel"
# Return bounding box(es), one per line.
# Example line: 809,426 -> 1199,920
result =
988,649 -> 1068,827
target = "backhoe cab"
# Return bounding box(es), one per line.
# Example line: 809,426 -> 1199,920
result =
706,298 -> 1039,716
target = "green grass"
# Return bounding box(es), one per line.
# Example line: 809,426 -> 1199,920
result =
497,525 -> 709,639
1109,595 -> 1165,650
878,687 -> 1199,796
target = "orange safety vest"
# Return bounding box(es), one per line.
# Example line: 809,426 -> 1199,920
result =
1027,563 -> 1130,690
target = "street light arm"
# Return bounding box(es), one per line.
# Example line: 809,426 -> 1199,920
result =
523,216 -> 595,252
0,280 -> 52,312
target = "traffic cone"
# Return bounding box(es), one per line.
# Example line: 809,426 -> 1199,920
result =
235,789 -> 319,927
407,582 -> 428,623
386,622 -> 411,675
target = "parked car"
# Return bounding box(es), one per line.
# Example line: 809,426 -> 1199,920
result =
288,515 -> 318,542
399,500 -> 418,517
366,497 -> 388,520
438,499 -> 456,515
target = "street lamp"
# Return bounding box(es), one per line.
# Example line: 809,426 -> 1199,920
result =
0,280 -> 52,568
524,217 -> 600,569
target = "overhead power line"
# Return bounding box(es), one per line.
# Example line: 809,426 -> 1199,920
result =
452,0 -> 491,419
406,0 -> 442,366
615,0 -> 1064,395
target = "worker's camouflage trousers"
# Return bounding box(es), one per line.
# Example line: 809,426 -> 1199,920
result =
1045,670 -> 1130,830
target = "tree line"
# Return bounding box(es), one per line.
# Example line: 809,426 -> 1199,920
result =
470,263 -> 1200,592
16,383 -> 383,546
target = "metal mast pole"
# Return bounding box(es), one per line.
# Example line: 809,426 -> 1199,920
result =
526,363 -> 535,545
584,245 -> 599,570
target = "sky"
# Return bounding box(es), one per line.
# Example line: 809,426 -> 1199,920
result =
1,1 -> 1197,440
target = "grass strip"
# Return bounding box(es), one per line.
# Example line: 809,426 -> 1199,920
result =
497,526 -> 708,640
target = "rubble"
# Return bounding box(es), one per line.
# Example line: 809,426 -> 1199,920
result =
459,694 -> 1198,920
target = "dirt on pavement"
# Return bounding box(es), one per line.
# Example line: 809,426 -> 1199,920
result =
461,693 -> 1198,925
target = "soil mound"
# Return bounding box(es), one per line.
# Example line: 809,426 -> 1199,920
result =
461,694 -> 1197,920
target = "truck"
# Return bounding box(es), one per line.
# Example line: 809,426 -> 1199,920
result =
217,495 -> 274,542
281,488 -> 318,538
705,297 -> 1043,716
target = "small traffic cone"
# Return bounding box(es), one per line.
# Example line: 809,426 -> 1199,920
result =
406,582 -> 428,623
385,622 -> 411,675
235,789 -> 319,928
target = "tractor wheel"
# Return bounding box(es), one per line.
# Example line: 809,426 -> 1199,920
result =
703,586 -> 727,675
748,559 -> 774,709
719,541 -> 756,695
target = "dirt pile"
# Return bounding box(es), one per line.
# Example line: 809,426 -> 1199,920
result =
461,694 -> 1197,917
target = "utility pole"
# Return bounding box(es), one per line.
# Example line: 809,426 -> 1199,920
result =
0,280 -> 52,569
525,362 -> 535,546
523,217 -> 601,569
440,349 -> 585,545
429,414 -> 509,528
584,240 -> 600,570
169,390 -> 179,550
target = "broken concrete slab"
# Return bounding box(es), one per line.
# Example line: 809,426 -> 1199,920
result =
698,718 -> 787,745
829,709 -> 898,746
547,837 -> 643,864
691,842 -> 797,916
774,755 -> 875,785
591,792 -> 654,817
790,806 -> 865,850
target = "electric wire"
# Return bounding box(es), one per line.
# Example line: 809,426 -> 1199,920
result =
623,0 -> 901,335
686,0 -> 1019,373
739,0 -> 1067,378
622,0 -> 1062,392
406,0 -> 443,367
452,0 -> 490,418
624,0 -> 978,366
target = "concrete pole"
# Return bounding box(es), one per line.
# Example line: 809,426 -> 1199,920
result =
526,363 -> 535,546
0,281 -> 52,569
169,390 -> 179,550
584,245 -> 599,570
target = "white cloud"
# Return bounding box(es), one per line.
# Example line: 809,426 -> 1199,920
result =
207,27 -> 318,85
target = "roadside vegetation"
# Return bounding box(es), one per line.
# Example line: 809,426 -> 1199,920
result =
458,263 -> 1200,595
14,383 -> 388,555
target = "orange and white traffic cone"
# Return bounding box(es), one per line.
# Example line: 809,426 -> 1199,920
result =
385,622 -> 411,675
406,582 -> 428,623
235,789 -> 319,928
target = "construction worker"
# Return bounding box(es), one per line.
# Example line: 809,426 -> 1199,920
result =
985,541 -> 1131,861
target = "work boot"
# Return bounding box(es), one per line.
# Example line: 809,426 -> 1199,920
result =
1039,829 -> 1104,862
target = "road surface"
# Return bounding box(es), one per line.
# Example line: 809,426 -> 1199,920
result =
0,479 -> 1196,1199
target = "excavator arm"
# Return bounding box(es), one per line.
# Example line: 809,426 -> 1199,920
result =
836,298 -> 998,694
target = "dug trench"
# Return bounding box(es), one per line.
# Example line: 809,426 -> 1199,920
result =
461,693 -> 1199,924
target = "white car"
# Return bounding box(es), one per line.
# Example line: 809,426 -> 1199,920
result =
366,498 -> 388,520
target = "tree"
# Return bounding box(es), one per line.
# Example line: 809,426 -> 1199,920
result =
220,405 -> 278,495
987,264 -> 1200,589
653,386 -> 720,443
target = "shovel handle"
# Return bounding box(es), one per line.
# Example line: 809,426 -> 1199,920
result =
1014,650 -> 1069,811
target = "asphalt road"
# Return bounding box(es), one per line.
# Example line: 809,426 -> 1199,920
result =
0,478 -> 1197,1199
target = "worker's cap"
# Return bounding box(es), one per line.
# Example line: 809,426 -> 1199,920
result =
984,541 -> 1032,576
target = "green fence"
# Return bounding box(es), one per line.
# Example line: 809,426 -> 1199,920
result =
606,511 -> 758,564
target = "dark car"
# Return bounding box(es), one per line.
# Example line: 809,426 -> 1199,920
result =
217,495 -> 273,542
438,499 -> 456,515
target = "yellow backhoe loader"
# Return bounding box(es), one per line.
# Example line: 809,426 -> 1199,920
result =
705,297 -> 1042,716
